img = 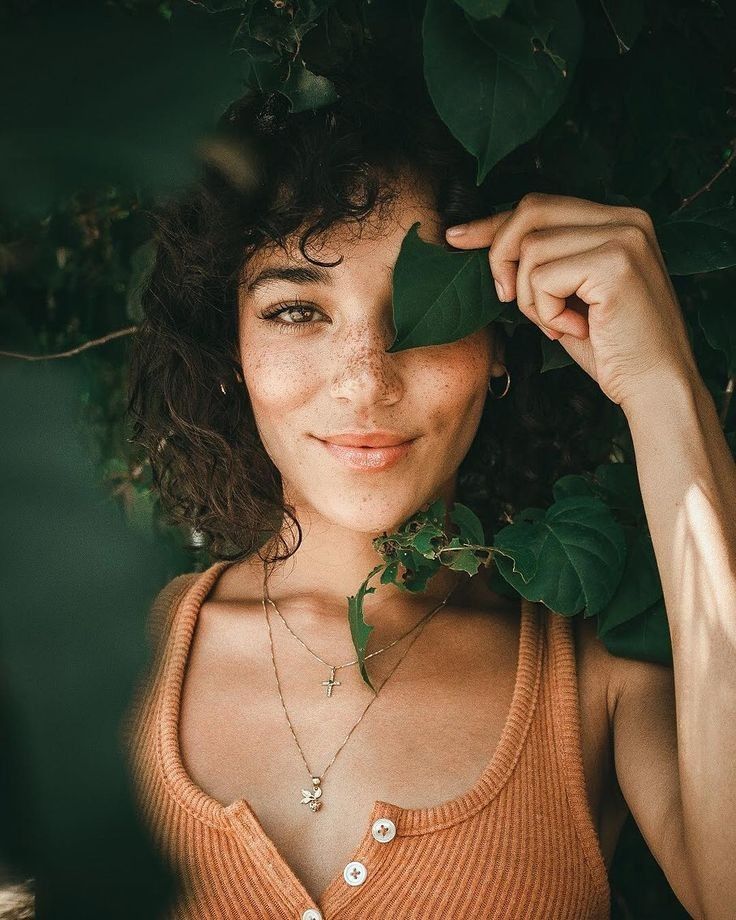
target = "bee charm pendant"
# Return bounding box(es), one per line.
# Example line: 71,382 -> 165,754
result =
301,776 -> 323,812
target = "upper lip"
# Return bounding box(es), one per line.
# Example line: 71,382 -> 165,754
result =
318,430 -> 415,447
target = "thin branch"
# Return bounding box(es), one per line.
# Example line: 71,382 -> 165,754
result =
598,0 -> 632,55
673,137 -> 736,213
0,326 -> 138,361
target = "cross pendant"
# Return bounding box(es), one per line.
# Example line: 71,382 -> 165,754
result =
321,666 -> 341,697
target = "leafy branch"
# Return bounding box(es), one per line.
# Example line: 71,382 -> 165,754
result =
0,327 -> 137,361
348,496 -> 493,692
347,461 -> 669,691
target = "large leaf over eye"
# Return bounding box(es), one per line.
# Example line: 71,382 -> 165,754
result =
387,222 -> 507,352
422,0 -> 583,184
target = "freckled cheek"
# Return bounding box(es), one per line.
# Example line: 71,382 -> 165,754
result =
423,342 -> 490,427
243,343 -> 317,448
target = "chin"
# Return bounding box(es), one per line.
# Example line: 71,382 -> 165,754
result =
313,492 -> 437,537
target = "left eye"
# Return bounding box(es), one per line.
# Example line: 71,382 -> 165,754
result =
260,301 -> 324,332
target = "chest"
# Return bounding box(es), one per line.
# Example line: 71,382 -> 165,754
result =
178,602 -> 625,905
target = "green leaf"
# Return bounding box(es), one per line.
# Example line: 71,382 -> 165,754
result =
492,495 -> 627,616
347,563 -> 383,692
394,552 -> 439,592
454,0 -> 511,18
656,206 -> 736,274
442,544 -> 485,575
280,59 -> 340,113
422,0 -> 583,184
698,296 -> 736,376
425,495 -> 449,523
598,598 -> 672,666
238,29 -> 339,112
539,335 -> 575,372
379,560 -> 401,584
412,524 -> 446,558
387,222 -> 503,352
596,525 -> 662,636
591,462 -> 645,524
449,501 -> 486,546
551,473 -> 595,500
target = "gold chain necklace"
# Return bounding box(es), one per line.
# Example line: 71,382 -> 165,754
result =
261,563 -> 465,812
264,579 -> 447,698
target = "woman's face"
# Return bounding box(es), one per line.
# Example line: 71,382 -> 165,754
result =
236,179 -> 502,535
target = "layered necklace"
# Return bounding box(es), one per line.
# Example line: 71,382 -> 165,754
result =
261,562 -> 466,811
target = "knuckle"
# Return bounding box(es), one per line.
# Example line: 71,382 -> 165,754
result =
603,239 -> 639,274
620,222 -> 649,249
630,206 -> 654,231
614,206 -> 653,237
518,192 -> 546,212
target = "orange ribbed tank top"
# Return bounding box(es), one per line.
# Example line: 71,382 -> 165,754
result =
123,560 -> 611,919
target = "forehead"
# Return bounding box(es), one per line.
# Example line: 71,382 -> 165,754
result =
241,180 -> 445,294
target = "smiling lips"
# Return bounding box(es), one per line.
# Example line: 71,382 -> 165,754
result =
315,431 -> 416,470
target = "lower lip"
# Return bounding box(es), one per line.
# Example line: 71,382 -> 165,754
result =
316,438 -> 415,470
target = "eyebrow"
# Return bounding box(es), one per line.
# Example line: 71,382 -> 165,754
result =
244,264 -> 334,295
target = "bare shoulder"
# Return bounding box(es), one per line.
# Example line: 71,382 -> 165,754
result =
572,612 -> 675,724
206,556 -> 264,604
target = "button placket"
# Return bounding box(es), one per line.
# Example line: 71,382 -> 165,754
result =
339,815 -> 398,894
301,909 -> 323,920
317,807 -> 402,914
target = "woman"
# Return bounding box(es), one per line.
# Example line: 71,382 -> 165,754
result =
124,66 -> 730,920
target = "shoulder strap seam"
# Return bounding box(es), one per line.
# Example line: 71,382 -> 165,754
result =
547,611 -> 611,910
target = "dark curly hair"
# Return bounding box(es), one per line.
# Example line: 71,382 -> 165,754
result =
126,52 -> 618,566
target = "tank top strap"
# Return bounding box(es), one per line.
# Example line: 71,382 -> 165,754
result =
544,608 -> 610,904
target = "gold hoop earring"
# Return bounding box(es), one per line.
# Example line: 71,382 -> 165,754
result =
219,368 -> 243,396
487,367 -> 510,399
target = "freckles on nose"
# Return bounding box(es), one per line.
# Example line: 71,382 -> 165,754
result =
332,326 -> 400,389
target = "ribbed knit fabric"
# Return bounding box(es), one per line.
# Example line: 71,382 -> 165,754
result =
124,560 -> 611,919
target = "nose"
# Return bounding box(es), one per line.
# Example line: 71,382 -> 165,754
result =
329,319 -> 404,407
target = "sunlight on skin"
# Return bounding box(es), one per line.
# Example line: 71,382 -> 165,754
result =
621,377 -> 736,915
675,480 -> 736,777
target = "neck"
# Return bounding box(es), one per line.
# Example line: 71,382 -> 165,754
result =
257,481 -> 474,644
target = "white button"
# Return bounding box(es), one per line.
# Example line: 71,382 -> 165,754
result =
343,860 -> 368,886
301,910 -> 322,920
371,817 -> 397,843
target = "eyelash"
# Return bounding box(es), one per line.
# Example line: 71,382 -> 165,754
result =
260,298 -> 324,333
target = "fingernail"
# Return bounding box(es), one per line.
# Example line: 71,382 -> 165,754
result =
494,279 -> 505,301
446,225 -> 468,237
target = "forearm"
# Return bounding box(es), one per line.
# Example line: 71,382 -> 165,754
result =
622,372 -> 736,917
